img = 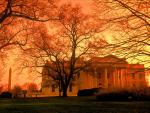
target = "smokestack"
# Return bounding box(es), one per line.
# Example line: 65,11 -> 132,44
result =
8,67 -> 12,91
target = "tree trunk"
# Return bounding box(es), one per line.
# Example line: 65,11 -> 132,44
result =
62,87 -> 68,97
58,82 -> 61,97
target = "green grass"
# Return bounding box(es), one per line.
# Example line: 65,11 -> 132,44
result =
0,96 -> 150,113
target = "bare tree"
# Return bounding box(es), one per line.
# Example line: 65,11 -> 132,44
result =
0,0 -> 58,24
94,0 -> 150,66
24,4 -> 107,97
0,20 -> 30,51
0,0 -> 60,51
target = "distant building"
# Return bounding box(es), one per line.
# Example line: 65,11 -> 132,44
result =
41,55 -> 147,96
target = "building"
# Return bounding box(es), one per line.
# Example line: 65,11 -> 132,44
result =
41,55 -> 147,96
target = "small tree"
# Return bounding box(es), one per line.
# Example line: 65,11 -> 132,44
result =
27,83 -> 38,93
12,85 -> 22,98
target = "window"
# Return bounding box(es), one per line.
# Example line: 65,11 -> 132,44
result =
52,85 -> 55,92
132,83 -> 135,87
99,73 -> 101,79
139,74 -> 143,79
97,72 -> 101,79
132,73 -> 135,79
107,73 -> 110,79
140,82 -> 144,87
119,75 -> 121,79
108,83 -> 111,88
94,70 -> 97,75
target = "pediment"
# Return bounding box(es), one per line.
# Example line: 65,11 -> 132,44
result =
104,55 -> 127,64
91,55 -> 127,64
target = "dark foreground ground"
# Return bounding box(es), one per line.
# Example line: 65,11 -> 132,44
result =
0,96 -> 150,113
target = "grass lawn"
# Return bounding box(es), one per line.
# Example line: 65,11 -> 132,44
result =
0,96 -> 150,113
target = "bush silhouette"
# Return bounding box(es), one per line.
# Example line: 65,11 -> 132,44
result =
0,92 -> 12,98
77,88 -> 99,96
96,89 -> 150,101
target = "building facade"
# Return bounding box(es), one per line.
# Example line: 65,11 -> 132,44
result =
41,55 -> 147,96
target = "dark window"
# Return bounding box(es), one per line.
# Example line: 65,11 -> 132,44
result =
119,75 -> 121,78
99,83 -> 102,87
94,70 -> 97,75
140,82 -> 144,87
52,85 -> 55,92
132,83 -> 135,87
108,83 -> 111,88
132,73 -> 135,79
107,73 -> 110,79
139,74 -> 143,79
98,72 -> 101,79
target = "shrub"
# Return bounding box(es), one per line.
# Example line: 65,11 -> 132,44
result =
96,89 -> 150,101
77,88 -> 99,96
12,85 -> 22,98
0,92 -> 12,98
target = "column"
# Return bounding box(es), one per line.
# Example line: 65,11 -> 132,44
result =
116,69 -> 119,89
120,69 -> 124,88
104,68 -> 108,89
119,69 -> 122,88
94,67 -> 98,88
113,70 -> 116,89
125,68 -> 128,89
118,69 -> 121,88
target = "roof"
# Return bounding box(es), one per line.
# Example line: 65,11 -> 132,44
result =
90,55 -> 128,64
